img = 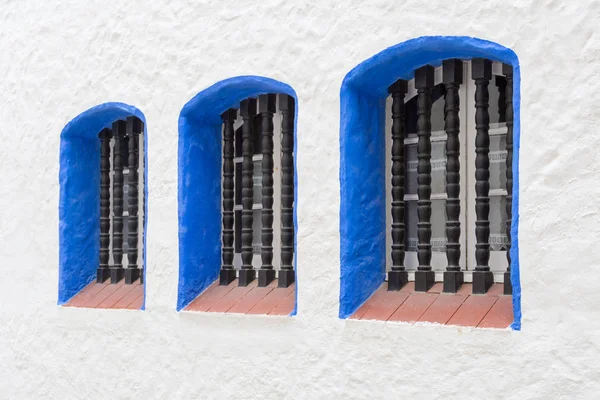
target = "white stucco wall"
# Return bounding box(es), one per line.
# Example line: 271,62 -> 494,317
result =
1,1 -> 600,398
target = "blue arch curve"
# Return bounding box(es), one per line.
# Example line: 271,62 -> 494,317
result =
58,102 -> 148,308
339,36 -> 521,329
177,76 -> 298,312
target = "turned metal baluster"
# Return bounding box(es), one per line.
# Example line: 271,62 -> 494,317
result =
415,65 -> 435,292
503,64 -> 514,295
111,120 -> 127,283
496,76 -> 507,124
472,58 -> 494,294
220,109 -> 237,286
97,128 -> 112,283
387,80 -> 408,291
278,95 -> 296,288
125,117 -> 142,284
258,94 -> 277,287
239,98 -> 257,287
443,59 -> 464,293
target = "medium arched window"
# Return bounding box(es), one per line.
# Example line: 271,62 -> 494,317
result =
339,37 -> 521,329
59,103 -> 147,310
178,76 -> 297,316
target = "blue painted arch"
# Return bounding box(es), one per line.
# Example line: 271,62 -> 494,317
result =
177,76 -> 298,312
58,102 -> 148,308
339,36 -> 521,329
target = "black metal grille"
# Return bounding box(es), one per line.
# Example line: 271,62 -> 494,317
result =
96,116 -> 144,285
387,59 -> 514,295
219,94 -> 296,288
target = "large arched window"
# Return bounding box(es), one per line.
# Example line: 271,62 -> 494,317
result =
177,76 -> 298,316
339,37 -> 521,329
58,103 -> 147,310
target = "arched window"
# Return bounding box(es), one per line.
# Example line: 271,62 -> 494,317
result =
59,103 -> 147,310
339,37 -> 521,329
177,76 -> 297,316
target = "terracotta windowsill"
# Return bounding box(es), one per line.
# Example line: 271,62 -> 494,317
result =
62,279 -> 144,310
184,280 -> 296,316
349,282 -> 513,329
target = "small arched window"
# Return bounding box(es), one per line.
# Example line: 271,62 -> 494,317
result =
59,103 -> 147,310
178,77 -> 298,316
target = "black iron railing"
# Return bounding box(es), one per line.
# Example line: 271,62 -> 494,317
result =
387,59 -> 514,295
96,116 -> 144,285
443,59 -> 463,293
503,64 -> 514,296
218,94 -> 296,288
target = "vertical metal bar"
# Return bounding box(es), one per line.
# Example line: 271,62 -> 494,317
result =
124,117 -> 142,284
496,76 -> 507,124
414,65 -> 435,292
503,64 -> 514,295
258,94 -> 277,287
278,95 -> 296,288
220,109 -> 238,285
472,58 -> 494,294
387,80 -> 409,291
238,98 -> 257,286
97,128 -> 112,283
443,59 -> 464,293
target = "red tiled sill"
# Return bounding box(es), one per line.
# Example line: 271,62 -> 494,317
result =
349,282 -> 513,329
184,280 -> 296,316
62,279 -> 144,310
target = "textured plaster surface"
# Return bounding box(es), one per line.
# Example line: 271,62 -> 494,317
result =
2,1 -> 600,398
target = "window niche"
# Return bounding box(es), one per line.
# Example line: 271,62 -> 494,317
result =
177,76 -> 298,316
59,103 -> 147,310
339,37 -> 521,329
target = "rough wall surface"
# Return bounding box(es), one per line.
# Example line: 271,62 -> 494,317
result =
1,1 -> 599,398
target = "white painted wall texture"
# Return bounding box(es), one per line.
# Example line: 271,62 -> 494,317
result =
1,0 -> 600,398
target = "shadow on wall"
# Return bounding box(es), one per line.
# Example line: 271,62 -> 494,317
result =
338,36 -> 522,329
58,102 -> 148,307
177,76 -> 298,311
